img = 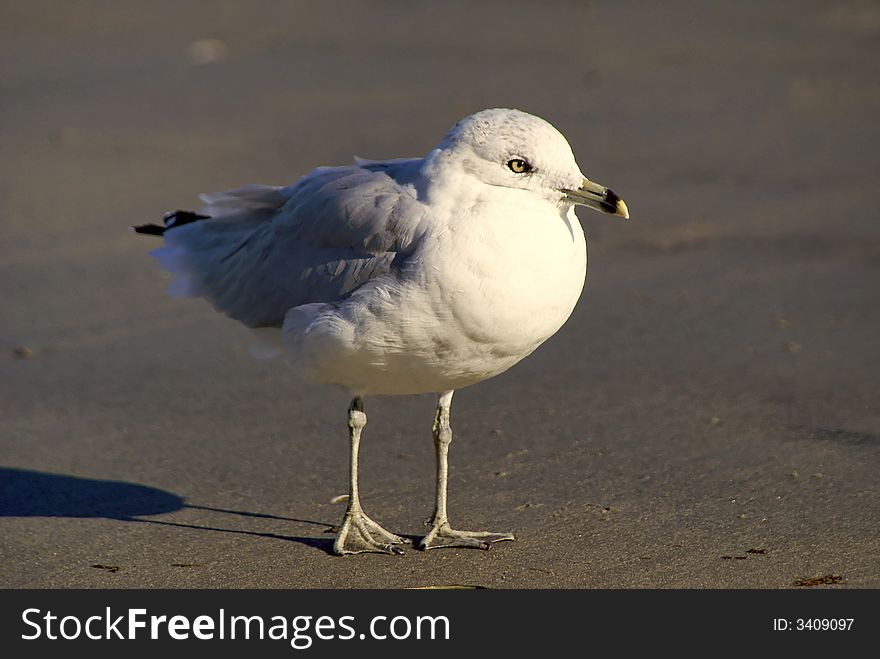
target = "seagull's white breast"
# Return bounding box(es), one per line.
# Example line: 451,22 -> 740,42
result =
287,187 -> 587,396
424,192 -> 587,381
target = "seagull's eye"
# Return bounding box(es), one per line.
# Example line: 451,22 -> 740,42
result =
506,158 -> 532,174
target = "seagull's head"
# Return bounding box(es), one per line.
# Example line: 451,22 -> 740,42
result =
433,108 -> 628,219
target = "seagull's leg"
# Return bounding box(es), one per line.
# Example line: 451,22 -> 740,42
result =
333,396 -> 410,555
419,390 -> 515,550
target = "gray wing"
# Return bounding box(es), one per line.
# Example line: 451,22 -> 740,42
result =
153,158 -> 430,327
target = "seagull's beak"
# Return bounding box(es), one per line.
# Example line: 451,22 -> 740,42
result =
562,179 -> 629,219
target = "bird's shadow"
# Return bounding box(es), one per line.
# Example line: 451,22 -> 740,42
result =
0,467 -> 337,555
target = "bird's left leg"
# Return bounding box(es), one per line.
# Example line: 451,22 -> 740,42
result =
419,390 -> 515,550
333,397 -> 410,555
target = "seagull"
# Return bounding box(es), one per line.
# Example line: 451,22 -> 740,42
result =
134,108 -> 629,555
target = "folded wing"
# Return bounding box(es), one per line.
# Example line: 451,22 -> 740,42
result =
151,158 -> 429,328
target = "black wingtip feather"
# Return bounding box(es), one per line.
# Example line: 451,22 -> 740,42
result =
132,224 -> 167,236
163,210 -> 210,229
132,210 -> 211,237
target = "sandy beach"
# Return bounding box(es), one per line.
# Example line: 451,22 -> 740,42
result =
1,0 -> 878,588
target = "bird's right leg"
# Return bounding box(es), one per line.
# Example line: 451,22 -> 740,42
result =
419,391 -> 515,550
333,397 -> 410,555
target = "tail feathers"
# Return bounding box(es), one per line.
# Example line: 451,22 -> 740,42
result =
132,210 -> 211,236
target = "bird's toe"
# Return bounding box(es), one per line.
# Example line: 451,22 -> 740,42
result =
419,522 -> 515,551
333,510 -> 409,556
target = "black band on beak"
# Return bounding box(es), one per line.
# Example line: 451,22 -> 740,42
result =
599,189 -> 623,215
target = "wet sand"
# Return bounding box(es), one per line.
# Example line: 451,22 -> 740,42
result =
1,0 -> 878,588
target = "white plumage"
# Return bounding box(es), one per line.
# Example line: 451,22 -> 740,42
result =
140,108 -> 628,554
